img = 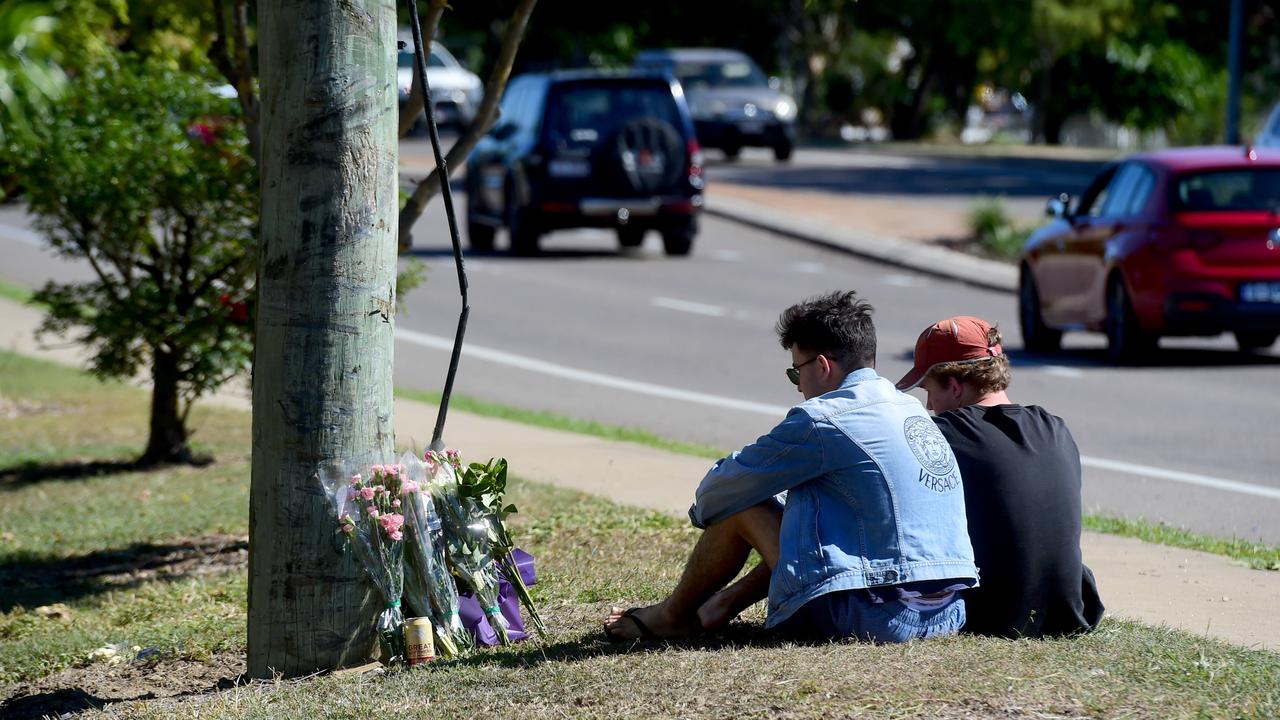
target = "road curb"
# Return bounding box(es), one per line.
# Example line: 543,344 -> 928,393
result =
704,195 -> 1019,295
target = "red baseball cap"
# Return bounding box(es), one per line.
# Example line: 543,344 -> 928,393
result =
896,316 -> 1003,390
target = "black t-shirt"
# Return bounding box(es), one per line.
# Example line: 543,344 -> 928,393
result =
934,404 -> 1104,638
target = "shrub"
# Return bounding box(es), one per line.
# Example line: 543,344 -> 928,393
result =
969,196 -> 1030,259
21,57 -> 257,465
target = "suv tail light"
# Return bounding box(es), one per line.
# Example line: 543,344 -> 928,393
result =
688,139 -> 705,188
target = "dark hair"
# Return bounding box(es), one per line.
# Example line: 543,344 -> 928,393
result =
776,290 -> 876,370
928,325 -> 1012,394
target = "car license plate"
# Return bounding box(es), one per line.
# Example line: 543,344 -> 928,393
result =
738,121 -> 765,135
548,159 -> 591,178
1240,281 -> 1280,304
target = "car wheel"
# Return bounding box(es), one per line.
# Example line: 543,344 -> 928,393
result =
504,181 -> 540,256
1018,266 -> 1061,352
662,219 -> 697,257
617,227 -> 646,249
1234,331 -> 1278,352
467,215 -> 496,253
773,140 -> 794,162
466,190 -> 496,253
1105,277 -> 1155,364
722,145 -> 742,162
509,211 -> 540,256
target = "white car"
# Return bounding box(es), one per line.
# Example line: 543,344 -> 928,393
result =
1257,101 -> 1280,148
397,37 -> 483,130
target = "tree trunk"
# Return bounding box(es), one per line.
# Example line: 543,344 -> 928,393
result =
139,348 -> 191,466
249,0 -> 399,679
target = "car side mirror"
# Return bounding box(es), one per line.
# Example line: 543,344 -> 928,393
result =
1046,193 -> 1071,219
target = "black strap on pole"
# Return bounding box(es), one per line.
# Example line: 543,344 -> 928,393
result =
405,0 -> 470,451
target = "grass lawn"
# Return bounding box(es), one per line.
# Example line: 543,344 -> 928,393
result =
1,350 -> 1278,718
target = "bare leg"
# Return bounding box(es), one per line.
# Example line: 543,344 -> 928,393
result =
605,502 -> 781,640
697,562 -> 771,631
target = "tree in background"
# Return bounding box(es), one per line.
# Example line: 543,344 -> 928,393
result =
0,0 -> 65,198
22,59 -> 257,466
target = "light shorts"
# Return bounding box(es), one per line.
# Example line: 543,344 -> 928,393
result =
777,589 -> 966,643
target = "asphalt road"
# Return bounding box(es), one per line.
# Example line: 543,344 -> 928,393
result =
2,146 -> 1277,545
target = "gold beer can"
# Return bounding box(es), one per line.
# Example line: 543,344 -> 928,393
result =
404,617 -> 436,666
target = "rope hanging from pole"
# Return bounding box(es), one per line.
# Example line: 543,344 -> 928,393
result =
404,0 -> 470,452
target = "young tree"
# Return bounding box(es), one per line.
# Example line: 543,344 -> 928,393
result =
22,59 -> 256,466
248,0 -> 399,678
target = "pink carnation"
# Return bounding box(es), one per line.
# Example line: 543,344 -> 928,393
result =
371,464 -> 385,476
400,480 -> 419,495
392,498 -> 401,508
359,486 -> 376,501
367,505 -> 379,519
341,523 -> 354,534
378,512 -> 405,540
389,530 -> 403,541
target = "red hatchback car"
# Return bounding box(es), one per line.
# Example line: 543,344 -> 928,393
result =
1019,146 -> 1280,362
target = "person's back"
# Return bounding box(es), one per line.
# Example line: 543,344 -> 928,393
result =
897,316 -> 1103,639
934,403 -> 1102,637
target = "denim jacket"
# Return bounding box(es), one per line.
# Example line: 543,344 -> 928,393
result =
689,368 -> 978,627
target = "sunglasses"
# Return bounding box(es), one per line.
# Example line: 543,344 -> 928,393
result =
786,355 -> 822,386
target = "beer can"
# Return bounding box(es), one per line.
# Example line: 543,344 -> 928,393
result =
404,617 -> 436,666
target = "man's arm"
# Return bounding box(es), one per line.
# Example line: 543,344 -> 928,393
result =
688,408 -> 824,528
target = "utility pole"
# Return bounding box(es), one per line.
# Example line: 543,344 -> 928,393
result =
248,0 -> 399,678
1226,0 -> 1244,145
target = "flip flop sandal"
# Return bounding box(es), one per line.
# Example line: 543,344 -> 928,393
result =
603,608 -> 658,643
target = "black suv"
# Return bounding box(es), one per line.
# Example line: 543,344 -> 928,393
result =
465,71 -> 704,256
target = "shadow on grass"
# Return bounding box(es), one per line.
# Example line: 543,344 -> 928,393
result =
0,455 -> 215,493
442,623 -> 799,672
0,688 -> 116,720
0,535 -> 247,612
0,458 -> 142,490
0,657 -> 246,720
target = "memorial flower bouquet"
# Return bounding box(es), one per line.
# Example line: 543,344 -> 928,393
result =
318,460 -> 408,665
398,451 -> 470,658
455,457 -> 546,636
426,450 -> 511,645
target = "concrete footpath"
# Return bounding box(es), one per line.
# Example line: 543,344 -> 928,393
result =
2,296 -> 1278,653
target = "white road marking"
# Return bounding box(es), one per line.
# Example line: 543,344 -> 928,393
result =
790,261 -> 825,274
1080,456 -> 1280,501
881,274 -> 924,287
395,328 -> 1280,502
651,296 -> 726,317
1041,365 -> 1084,378
395,328 -> 784,416
0,223 -> 44,247
710,249 -> 743,262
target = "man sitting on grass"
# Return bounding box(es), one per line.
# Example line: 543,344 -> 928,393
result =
604,291 -> 978,643
896,315 -> 1104,638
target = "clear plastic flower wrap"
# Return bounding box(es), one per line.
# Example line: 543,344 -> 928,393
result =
427,451 -> 510,645
317,458 -> 407,665
398,450 -> 470,658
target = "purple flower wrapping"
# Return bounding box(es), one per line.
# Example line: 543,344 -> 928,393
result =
459,548 -> 536,646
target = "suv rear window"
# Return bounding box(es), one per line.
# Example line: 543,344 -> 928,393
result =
543,82 -> 682,149
1174,169 -> 1280,212
674,60 -> 767,90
